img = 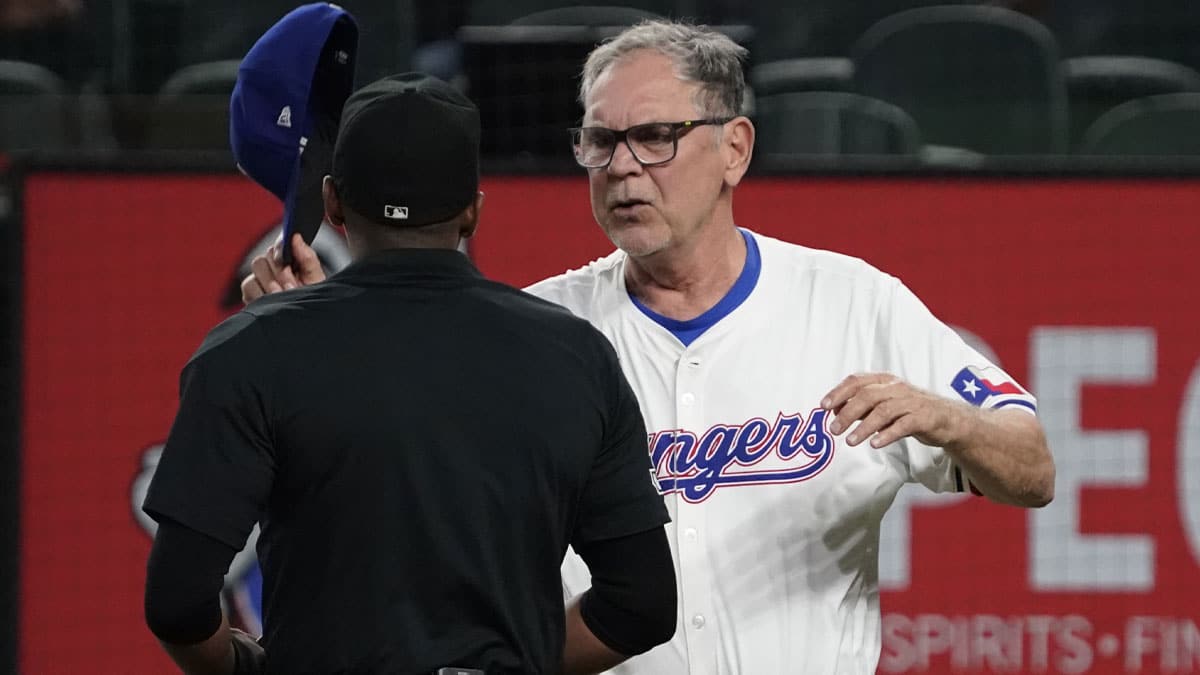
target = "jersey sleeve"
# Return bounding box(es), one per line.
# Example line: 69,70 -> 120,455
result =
571,336 -> 670,546
878,278 -> 1038,495
141,312 -> 277,550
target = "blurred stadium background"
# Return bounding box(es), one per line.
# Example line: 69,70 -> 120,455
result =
2,1 -> 1199,673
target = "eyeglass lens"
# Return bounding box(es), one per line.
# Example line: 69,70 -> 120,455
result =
573,123 -> 677,167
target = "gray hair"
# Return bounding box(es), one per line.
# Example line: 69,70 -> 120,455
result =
579,20 -> 749,118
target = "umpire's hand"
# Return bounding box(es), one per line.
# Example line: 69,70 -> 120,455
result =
241,234 -> 328,304
230,628 -> 266,675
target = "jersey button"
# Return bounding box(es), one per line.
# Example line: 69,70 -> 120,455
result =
680,392 -> 695,406
691,614 -> 706,629
684,528 -> 698,542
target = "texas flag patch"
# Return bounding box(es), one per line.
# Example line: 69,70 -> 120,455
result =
951,365 -> 1037,413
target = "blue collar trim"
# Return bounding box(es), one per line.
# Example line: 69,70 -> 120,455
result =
628,229 -> 761,347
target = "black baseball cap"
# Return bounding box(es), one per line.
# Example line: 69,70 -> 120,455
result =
331,73 -> 481,227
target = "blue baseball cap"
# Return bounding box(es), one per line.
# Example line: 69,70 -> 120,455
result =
230,2 -> 358,264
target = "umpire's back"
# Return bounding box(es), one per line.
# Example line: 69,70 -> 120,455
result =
247,248 -> 645,673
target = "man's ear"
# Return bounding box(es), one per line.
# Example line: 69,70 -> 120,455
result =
460,191 -> 485,240
722,117 -> 755,188
322,176 -> 345,227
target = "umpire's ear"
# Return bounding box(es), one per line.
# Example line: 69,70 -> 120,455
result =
322,176 -> 346,228
459,190 -> 485,240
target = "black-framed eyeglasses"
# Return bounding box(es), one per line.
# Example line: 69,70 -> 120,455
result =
569,118 -> 733,169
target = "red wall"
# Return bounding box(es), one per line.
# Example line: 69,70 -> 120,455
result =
19,172 -> 1200,674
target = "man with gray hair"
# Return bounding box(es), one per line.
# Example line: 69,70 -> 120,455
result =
245,19 -> 1055,674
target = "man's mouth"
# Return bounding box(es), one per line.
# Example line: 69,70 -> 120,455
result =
612,198 -> 650,211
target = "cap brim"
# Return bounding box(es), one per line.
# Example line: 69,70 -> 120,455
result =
280,132 -> 334,266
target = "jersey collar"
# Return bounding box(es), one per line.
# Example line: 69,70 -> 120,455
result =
331,248 -> 483,284
627,228 -> 761,347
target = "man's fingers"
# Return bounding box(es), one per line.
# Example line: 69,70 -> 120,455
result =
264,244 -> 300,290
240,274 -> 266,304
244,235 -> 327,305
275,262 -> 299,290
829,382 -> 891,435
250,255 -> 285,295
821,373 -> 893,411
822,376 -> 944,448
844,399 -> 906,446
821,377 -> 857,411
835,374 -> 907,432
829,399 -> 864,435
867,413 -> 920,449
820,372 -> 902,410
289,233 -> 327,284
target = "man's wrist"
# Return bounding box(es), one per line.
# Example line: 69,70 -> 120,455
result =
941,400 -> 981,455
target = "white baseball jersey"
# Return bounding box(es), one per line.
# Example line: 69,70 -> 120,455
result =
524,229 -> 1036,675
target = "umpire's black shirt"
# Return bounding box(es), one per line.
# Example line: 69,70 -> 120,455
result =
143,248 -> 669,674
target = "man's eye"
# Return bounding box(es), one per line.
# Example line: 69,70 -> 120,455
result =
632,126 -> 673,145
583,132 -> 615,148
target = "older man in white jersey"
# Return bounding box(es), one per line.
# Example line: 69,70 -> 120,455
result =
243,20 -> 1055,675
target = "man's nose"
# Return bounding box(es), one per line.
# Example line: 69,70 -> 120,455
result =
607,139 -> 643,176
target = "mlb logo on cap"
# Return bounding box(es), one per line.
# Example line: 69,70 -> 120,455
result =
229,2 -> 358,264
384,205 -> 409,220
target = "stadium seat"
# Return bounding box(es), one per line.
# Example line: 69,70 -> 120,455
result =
469,1 -> 671,25
750,58 -> 854,98
918,144 -> 985,168
157,60 -> 241,97
753,91 -> 921,156
0,59 -> 73,151
1079,92 -> 1200,155
145,60 -> 240,150
176,1 -> 414,88
509,6 -> 663,26
742,1 -> 980,63
1064,56 -> 1200,151
458,5 -> 663,162
852,5 -> 1068,155
458,13 -> 752,163
1044,0 -> 1200,75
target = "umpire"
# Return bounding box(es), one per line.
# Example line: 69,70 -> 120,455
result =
141,73 -> 677,674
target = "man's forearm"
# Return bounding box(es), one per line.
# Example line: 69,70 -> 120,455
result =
160,613 -> 235,675
562,595 -> 627,675
949,406 -> 1055,507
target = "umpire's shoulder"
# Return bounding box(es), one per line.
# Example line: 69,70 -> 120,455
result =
473,277 -> 619,366
184,309 -> 270,372
239,279 -> 355,319
478,276 -> 599,331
